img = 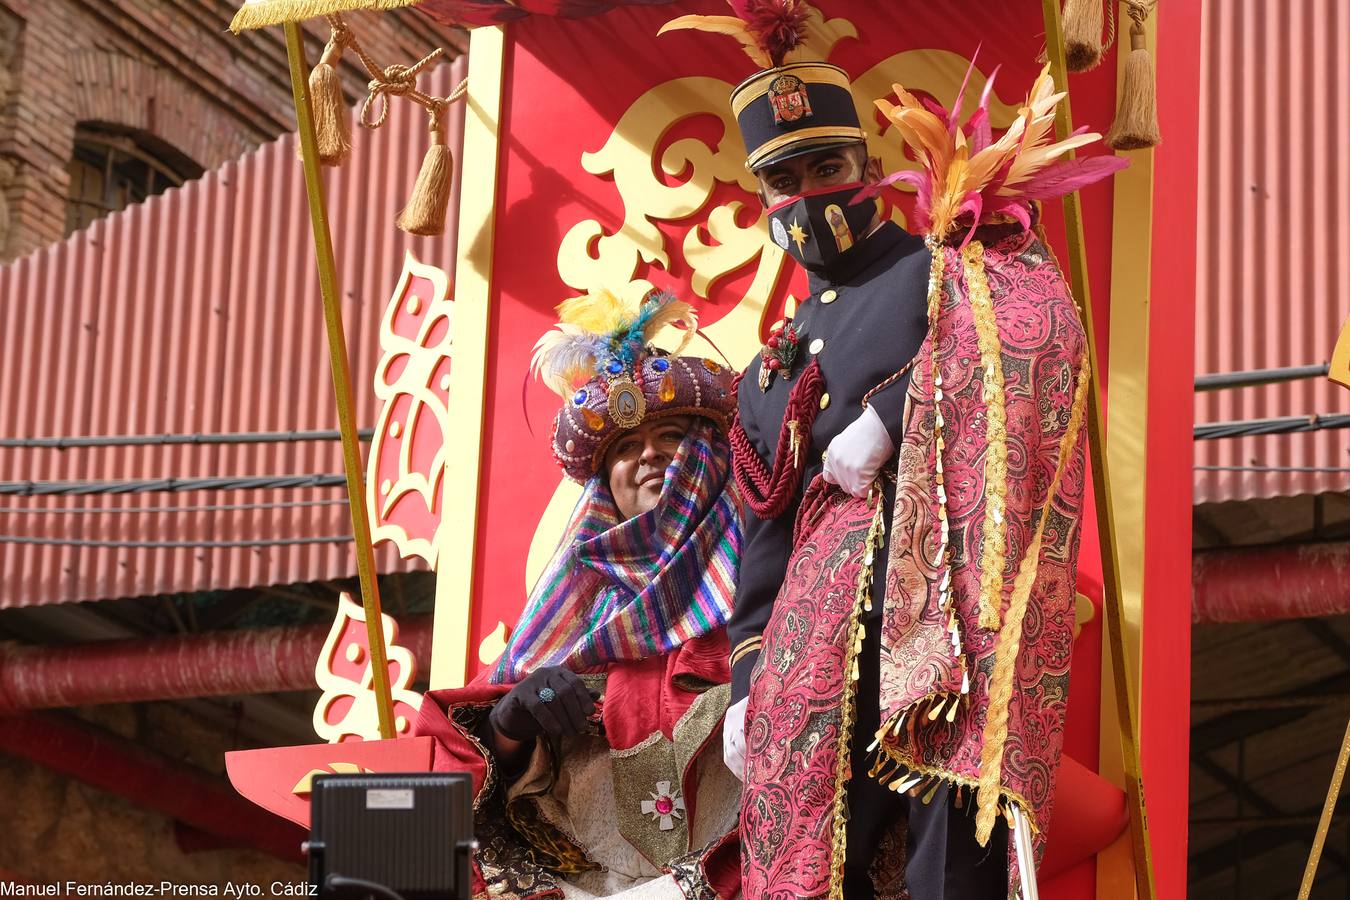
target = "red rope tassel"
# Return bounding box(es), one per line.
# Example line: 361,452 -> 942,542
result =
730,361 -> 826,519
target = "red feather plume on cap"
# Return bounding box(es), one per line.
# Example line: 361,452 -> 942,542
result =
659,0 -> 810,69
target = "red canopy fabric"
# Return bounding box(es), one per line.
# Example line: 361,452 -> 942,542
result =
415,0 -> 678,27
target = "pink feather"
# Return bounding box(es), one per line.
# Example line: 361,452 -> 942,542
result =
948,48 -> 981,136
735,0 -> 810,67
976,65 -> 1001,118
921,96 -> 948,119
1015,155 -> 1129,201
968,65 -> 1000,151
967,107 -> 992,153
955,191 -> 984,249
957,190 -> 984,224
850,169 -> 921,199
984,197 -> 1033,232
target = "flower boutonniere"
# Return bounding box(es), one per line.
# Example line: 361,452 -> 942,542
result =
757,320 -> 801,392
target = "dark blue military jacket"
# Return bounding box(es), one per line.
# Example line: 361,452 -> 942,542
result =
729,221 -> 931,702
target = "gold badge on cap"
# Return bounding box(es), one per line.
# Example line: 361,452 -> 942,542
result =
768,74 -> 813,125
607,376 -> 647,429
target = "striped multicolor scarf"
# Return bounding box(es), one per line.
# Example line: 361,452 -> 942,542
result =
491,419 -> 741,684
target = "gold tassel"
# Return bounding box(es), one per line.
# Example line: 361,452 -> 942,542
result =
1106,19 -> 1162,150
308,37 -> 352,166
397,102 -> 453,236
1062,0 -> 1105,71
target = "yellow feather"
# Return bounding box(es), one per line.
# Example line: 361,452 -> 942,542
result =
1002,131 -> 1103,187
1025,63 -> 1056,108
894,106 -> 952,173
1029,91 -> 1068,120
1020,112 -> 1058,149
642,299 -> 698,352
555,289 -> 634,337
874,60 -> 1114,238
878,104 -> 928,161
658,15 -> 772,69
965,143 -> 1018,194
892,84 -> 927,112
928,152 -> 970,239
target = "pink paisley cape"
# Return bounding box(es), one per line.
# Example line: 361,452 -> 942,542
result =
876,228 -> 1090,886
740,229 -> 1090,898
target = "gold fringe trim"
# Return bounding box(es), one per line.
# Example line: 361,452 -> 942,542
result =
228,0 -> 418,33
867,739 -> 1041,836
962,242 -> 1010,632
869,687 -> 962,752
924,241 -> 972,675
825,494 -> 887,900
974,350 -> 1093,846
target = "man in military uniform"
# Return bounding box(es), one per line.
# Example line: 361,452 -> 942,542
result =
721,62 -> 1008,899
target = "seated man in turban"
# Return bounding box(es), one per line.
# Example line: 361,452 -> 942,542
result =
416,289 -> 743,900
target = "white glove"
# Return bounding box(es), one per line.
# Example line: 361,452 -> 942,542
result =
822,405 -> 894,498
723,696 -> 749,781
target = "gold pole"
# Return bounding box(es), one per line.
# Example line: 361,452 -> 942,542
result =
283,21 -> 396,740
1298,719 -> 1350,899
1041,1 -> 1157,896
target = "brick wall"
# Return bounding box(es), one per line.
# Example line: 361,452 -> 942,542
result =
0,0 -> 466,263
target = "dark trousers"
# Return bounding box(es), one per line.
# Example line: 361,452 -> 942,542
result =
842,620 -> 1008,900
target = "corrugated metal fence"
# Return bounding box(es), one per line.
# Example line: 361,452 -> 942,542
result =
0,60 -> 466,609
1195,0 -> 1350,503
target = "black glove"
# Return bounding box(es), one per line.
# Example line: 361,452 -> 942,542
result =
489,666 -> 596,742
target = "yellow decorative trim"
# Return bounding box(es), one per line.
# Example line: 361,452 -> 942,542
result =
871,687 -> 962,752
292,762 -> 372,795
730,636 -> 763,667
962,242 -> 1010,632
1099,5 -> 1159,893
430,25 -> 506,690
367,251 -> 454,570
826,496 -> 887,900
746,125 -> 867,170
975,351 -> 1092,846
284,22 -> 396,738
313,591 -> 425,742
868,739 -> 1039,835
923,242 -> 968,663
1331,316 -> 1350,391
229,0 -> 418,32
1299,720 -> 1350,898
730,62 -> 854,116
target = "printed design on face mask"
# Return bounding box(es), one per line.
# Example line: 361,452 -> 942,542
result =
824,204 -> 853,253
767,186 -> 875,273
768,74 -> 813,125
771,216 -> 791,250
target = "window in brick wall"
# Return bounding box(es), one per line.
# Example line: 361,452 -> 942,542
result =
65,124 -> 205,235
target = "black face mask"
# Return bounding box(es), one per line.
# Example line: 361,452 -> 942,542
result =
765,182 -> 879,274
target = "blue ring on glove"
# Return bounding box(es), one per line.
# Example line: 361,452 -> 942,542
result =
537,686 -> 557,703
